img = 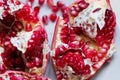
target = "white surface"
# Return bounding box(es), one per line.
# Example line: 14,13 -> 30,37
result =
20,0 -> 120,80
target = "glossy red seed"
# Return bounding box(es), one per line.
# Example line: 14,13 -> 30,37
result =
28,0 -> 34,6
52,6 -> 58,12
47,0 -> 54,8
57,1 -> 64,8
61,6 -> 68,13
75,6 -> 81,12
0,77 -> 2,80
12,21 -> 23,31
34,6 -> 40,16
38,0 -> 45,5
25,23 -> 32,32
78,1 -> 89,9
49,13 -> 57,22
26,62 -> 35,68
0,64 -> 6,73
42,15 -> 49,24
62,12 -> 69,19
15,1 -> 21,5
0,2 -> 2,6
71,10 -> 78,17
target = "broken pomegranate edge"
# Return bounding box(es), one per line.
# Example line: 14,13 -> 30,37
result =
0,0 -> 50,79
0,71 -> 51,80
51,0 -> 116,79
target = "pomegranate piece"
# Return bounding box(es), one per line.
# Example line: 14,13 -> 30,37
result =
0,0 -> 50,79
57,1 -> 64,8
52,0 -> 116,78
42,15 -> 49,24
49,13 -> 57,22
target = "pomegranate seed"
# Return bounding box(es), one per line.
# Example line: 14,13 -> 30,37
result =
0,64 -> 6,73
15,1 -> 21,5
38,0 -> 45,5
78,1 -> 89,9
27,0 -> 34,6
57,1 -> 64,8
0,2 -> 2,6
62,12 -> 69,19
49,13 -> 57,22
61,6 -> 68,13
75,6 -> 81,12
47,0 -> 54,8
26,62 -> 35,68
42,15 -> 49,24
34,6 -> 40,16
71,10 -> 78,17
28,0 -> 34,3
93,8 -> 101,13
52,6 -> 58,13
1,11 -> 15,27
56,70 -> 64,80
25,23 -> 32,32
0,77 -> 2,80
12,21 -> 23,31
35,57 -> 42,67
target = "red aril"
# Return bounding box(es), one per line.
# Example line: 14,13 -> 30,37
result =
25,23 -> 32,32
57,1 -> 64,8
33,6 -> 40,16
12,21 -> 23,32
49,13 -> 57,22
38,0 -> 45,5
42,15 -> 49,24
52,6 -> 58,13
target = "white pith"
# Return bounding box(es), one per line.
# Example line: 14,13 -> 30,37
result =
73,2 -> 106,38
10,30 -> 33,53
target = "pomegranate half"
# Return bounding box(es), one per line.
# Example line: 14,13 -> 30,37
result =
51,0 -> 116,80
0,0 -> 50,79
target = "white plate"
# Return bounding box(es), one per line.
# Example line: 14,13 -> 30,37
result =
21,0 -> 120,80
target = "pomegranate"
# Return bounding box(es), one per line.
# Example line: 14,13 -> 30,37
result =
0,0 -> 50,79
42,15 -> 49,25
51,0 -> 116,80
57,1 -> 64,8
49,13 -> 57,22
38,0 -> 45,5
